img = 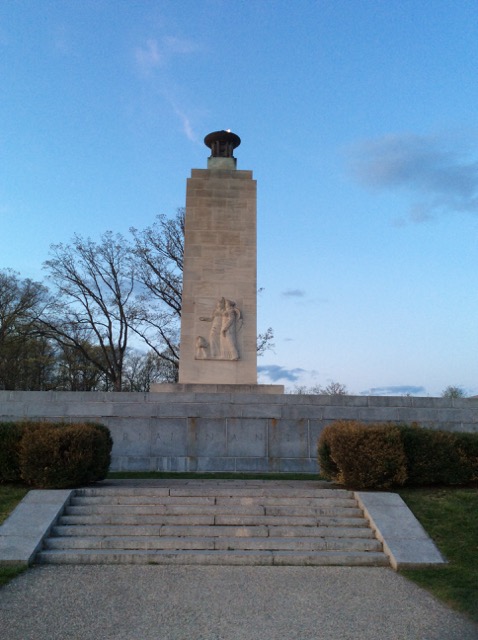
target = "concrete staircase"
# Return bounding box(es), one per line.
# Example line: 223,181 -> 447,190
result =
36,481 -> 389,566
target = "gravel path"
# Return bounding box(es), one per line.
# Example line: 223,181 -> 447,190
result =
1,565 -> 476,640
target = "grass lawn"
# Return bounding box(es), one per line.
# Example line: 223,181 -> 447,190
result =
0,485 -> 28,525
0,565 -> 27,587
399,487 -> 478,623
0,485 -> 29,587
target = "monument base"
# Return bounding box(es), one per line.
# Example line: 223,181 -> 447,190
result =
150,383 -> 284,394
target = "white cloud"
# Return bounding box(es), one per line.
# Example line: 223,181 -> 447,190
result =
282,289 -> 306,297
257,364 -> 305,382
349,131 -> 478,222
359,385 -> 426,396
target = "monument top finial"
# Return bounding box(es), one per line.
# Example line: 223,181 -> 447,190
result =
204,130 -> 241,158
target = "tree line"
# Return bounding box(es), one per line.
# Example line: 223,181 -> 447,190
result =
0,209 -> 273,391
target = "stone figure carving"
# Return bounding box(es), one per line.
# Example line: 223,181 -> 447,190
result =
220,299 -> 241,360
197,298 -> 242,360
195,336 -> 208,359
199,297 -> 225,358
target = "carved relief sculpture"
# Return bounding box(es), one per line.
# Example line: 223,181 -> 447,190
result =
197,298 -> 242,360
220,299 -> 241,360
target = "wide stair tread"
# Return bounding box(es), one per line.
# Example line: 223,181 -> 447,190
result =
36,484 -> 389,567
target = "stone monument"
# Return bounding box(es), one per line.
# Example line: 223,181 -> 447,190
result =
152,130 -> 283,393
179,129 -> 258,385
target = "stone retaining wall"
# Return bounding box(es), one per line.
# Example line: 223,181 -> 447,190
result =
1,391 -> 477,473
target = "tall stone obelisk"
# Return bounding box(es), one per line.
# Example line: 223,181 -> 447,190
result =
178,130 -> 257,385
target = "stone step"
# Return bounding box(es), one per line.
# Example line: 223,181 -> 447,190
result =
36,548 -> 389,567
38,483 -> 389,567
52,524 -> 270,537
66,503 -> 363,517
69,496 -> 216,507
66,503 -> 267,516
44,535 -> 382,553
75,487 -> 353,499
59,513 -> 367,527
52,524 -> 374,539
69,495 -> 357,508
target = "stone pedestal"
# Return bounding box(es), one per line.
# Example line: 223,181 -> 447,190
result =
150,383 -> 284,394
179,136 -> 257,385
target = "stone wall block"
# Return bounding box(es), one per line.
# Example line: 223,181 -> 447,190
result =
168,457 -> 197,472
123,456 -> 155,472
0,402 -> 27,417
280,404 -> 323,420
411,397 -> 452,409
332,395 -> 369,407
187,418 -> 227,457
280,458 -> 318,473
105,418 -> 152,457
459,423 -> 478,433
229,393 -> 286,405
323,406 -> 365,421
366,396 -> 412,408
102,392 -> 149,403
155,401 -> 241,419
240,404 -> 282,419
109,456 -> 122,471
397,407 -> 461,424
150,418 -> 188,456
268,419 -> 308,458
152,457 -> 171,472
197,457 -> 236,472
357,407 -> 400,422
227,418 -> 267,456
110,402 -> 155,418
23,403 -> 70,418
309,420 -> 326,456
235,457 -> 271,472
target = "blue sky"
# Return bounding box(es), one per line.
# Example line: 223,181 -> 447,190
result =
1,0 -> 477,396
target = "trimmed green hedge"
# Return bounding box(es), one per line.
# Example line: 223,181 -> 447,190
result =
0,421 -> 112,489
0,422 -> 24,483
318,420 -> 478,490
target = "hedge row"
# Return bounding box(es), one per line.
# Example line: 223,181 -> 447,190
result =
318,420 -> 478,489
0,421 -> 112,489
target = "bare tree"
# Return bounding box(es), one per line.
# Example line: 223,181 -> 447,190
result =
0,270 -> 55,390
129,210 -> 183,375
291,381 -> 349,395
256,327 -> 275,357
122,348 -> 177,391
42,232 -> 136,391
441,385 -> 466,399
54,340 -> 109,391
321,381 -> 348,395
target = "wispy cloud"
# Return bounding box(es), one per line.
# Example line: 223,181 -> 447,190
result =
162,36 -> 199,55
282,289 -> 306,297
349,132 -> 478,223
135,35 -> 200,76
258,364 -> 305,382
170,103 -> 197,142
134,35 -> 202,142
135,39 -> 164,75
359,385 -> 426,396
